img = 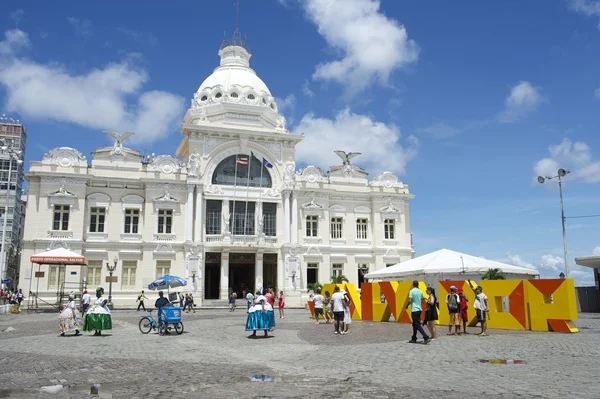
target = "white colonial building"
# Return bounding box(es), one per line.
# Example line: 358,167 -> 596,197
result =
18,37 -> 414,307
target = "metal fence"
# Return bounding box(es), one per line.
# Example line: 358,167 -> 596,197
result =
576,286 -> 598,313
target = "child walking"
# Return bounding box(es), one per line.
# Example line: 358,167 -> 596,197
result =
278,290 -> 285,319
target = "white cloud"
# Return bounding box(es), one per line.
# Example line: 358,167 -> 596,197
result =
593,246 -> 600,255
301,0 -> 419,95
293,108 -> 418,175
302,80 -> 315,98
506,250 -> 594,285
533,138 -> 600,183
0,29 -> 29,55
416,122 -> 461,139
275,94 -> 297,126
9,9 -> 24,27
0,29 -> 184,144
569,0 -> 600,29
500,81 -> 542,122
67,17 -> 93,38
506,252 -> 537,269
540,254 -> 564,273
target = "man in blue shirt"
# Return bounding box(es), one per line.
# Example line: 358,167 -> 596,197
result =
406,280 -> 431,344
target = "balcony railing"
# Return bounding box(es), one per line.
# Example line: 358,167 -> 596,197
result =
204,234 -> 278,245
47,230 -> 73,239
153,233 -> 176,242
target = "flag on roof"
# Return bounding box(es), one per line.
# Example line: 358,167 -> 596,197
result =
236,156 -> 248,166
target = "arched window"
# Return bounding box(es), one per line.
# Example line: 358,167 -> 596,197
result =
211,154 -> 272,188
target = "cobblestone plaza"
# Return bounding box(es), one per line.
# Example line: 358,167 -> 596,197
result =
1,309 -> 599,398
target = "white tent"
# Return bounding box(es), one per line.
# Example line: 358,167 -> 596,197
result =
364,249 -> 539,285
30,247 -> 86,265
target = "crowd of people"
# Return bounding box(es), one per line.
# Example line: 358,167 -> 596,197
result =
312,286 -> 352,335
408,279 -> 490,344
0,288 -> 24,313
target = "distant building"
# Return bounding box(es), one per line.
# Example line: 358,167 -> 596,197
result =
0,115 -> 26,288
18,35 -> 414,307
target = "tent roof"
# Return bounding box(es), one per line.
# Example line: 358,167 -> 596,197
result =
30,247 -> 86,265
364,248 -> 540,280
575,256 -> 600,269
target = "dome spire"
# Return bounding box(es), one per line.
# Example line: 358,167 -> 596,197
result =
221,0 -> 248,50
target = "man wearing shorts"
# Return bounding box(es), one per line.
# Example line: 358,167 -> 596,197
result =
473,284 -> 489,336
313,289 -> 325,324
331,286 -> 346,334
446,286 -> 461,336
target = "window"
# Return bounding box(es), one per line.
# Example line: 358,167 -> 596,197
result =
89,207 -> 106,233
215,92 -> 222,98
205,200 -> 221,235
157,209 -> 173,234
386,263 -> 396,268
384,219 -> 395,240
230,201 -> 255,235
247,94 -> 255,100
307,263 -> 318,285
211,154 -> 272,187
331,217 -> 343,239
332,263 -> 343,278
124,209 -> 140,234
201,95 -> 208,101
230,92 -> 239,98
53,205 -> 70,231
306,215 -> 318,237
356,218 -> 368,240
48,265 -> 59,289
263,203 -> 277,236
87,260 -> 102,287
156,260 -> 171,277
122,260 -> 137,289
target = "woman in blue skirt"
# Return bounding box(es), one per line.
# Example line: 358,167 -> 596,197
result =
246,288 -> 275,338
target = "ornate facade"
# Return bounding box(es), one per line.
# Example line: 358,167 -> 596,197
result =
18,39 -> 414,307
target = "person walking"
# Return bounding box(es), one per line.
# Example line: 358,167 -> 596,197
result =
16,289 -> 24,311
278,290 -> 285,319
187,294 -> 196,313
331,286 -> 345,335
229,291 -> 237,312
136,290 -> 148,311
81,290 -> 91,314
312,289 -> 325,324
58,293 -> 82,336
424,286 -> 438,340
406,280 -> 430,344
446,286 -> 461,336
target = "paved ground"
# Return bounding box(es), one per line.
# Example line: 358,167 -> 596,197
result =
0,308 -> 599,398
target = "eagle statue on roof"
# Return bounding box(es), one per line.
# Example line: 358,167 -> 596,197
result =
334,150 -> 361,166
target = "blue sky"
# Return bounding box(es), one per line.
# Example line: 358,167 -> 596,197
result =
1,0 -> 599,285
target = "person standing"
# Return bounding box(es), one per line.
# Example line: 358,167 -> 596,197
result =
229,291 -> 236,312
331,286 -> 346,335
83,287 -> 112,336
136,290 -> 148,311
406,280 -> 430,344
469,282 -> 489,336
312,289 -> 325,324
58,293 -> 82,336
245,288 -> 275,338
278,290 -> 285,319
446,286 -> 461,336
424,286 -> 438,340
82,290 -> 91,314
324,291 -> 333,324
246,290 -> 255,313
458,288 -> 469,334
343,292 -> 352,334
16,289 -> 24,311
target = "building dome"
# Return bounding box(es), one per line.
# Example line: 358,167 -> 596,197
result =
193,45 -> 278,112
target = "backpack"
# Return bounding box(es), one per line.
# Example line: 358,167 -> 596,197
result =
447,293 -> 459,312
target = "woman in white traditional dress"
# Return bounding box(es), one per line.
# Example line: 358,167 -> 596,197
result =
245,288 -> 275,338
343,292 -> 352,334
83,287 -> 112,336
58,293 -> 82,336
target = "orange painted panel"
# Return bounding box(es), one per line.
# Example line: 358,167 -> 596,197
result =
360,282 -> 373,321
508,281 -> 527,329
527,279 -> 564,295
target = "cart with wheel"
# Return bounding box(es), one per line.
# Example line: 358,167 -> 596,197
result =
142,274 -> 188,336
158,305 -> 184,335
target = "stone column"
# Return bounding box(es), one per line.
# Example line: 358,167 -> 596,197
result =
283,192 -> 290,243
194,186 -> 203,242
220,251 -> 229,300
291,192 -> 298,244
185,184 -> 194,242
255,252 -> 263,292
277,251 -> 284,294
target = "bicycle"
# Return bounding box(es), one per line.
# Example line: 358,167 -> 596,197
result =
138,309 -> 184,336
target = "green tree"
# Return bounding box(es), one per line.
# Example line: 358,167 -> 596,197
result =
482,268 -> 506,280
307,282 -> 323,293
331,274 -> 349,284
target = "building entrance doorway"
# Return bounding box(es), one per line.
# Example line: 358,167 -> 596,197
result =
264,253 -> 278,292
229,253 -> 255,298
204,252 -> 221,299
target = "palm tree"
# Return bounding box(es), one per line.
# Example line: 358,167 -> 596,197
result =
331,274 -> 349,284
482,268 -> 506,280
307,282 -> 323,294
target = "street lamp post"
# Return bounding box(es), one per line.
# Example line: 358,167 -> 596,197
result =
106,256 -> 118,309
538,168 -> 571,277
0,140 -> 22,289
